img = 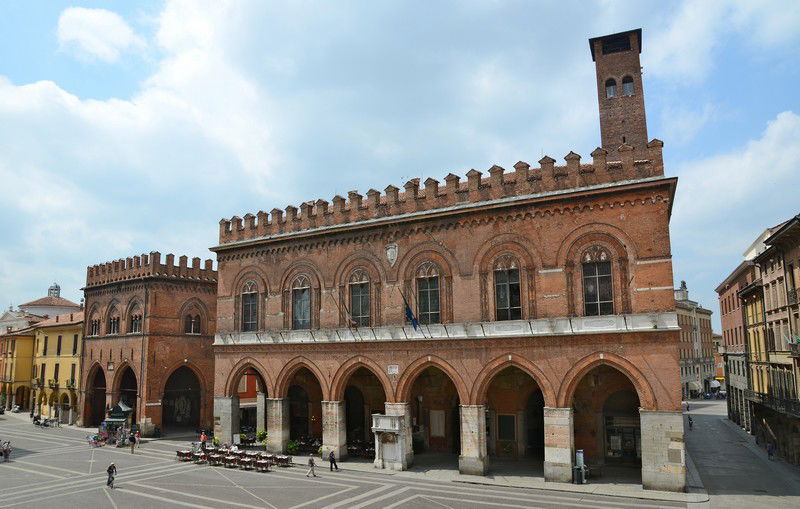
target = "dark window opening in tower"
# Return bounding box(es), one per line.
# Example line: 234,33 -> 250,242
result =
605,79 -> 617,98
602,34 -> 631,55
622,76 -> 634,96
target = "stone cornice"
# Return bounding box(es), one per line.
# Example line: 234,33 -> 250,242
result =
214,311 -> 678,347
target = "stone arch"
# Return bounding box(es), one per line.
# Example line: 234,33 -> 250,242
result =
159,359 -> 210,399
558,226 -> 634,316
556,223 -> 638,268
86,302 -> 102,336
231,267 -> 270,297
223,357 -> 273,397
334,253 -> 385,328
232,268 -> 269,332
111,361 -> 137,393
332,250 -> 388,289
469,354 -> 556,407
395,355 -> 469,404
280,260 -> 324,330
472,233 -> 542,274
557,352 -> 657,409
473,236 -> 541,321
178,297 -> 210,335
274,356 -> 330,400
123,296 -> 144,322
103,299 -> 121,334
398,242 -> 457,281
330,356 -> 394,403
398,246 -> 456,324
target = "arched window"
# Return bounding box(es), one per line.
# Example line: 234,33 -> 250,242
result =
582,246 -> 613,316
292,275 -> 311,330
349,269 -> 370,327
605,78 -> 617,98
416,262 -> 440,325
241,281 -> 258,332
108,307 -> 120,335
494,255 -> 521,321
185,314 -> 201,334
128,305 -> 142,333
622,75 -> 634,96
89,315 -> 100,336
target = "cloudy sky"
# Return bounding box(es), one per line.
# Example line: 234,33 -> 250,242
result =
1,0 -> 798,328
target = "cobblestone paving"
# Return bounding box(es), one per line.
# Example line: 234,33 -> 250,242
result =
0,416 -> 686,509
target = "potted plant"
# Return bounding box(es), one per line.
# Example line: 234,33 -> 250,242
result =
256,430 -> 268,449
286,439 -> 299,455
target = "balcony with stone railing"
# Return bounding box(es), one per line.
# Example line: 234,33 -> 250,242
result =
48,379 -> 59,389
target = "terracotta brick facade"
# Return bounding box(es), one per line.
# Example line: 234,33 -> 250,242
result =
79,252 -> 217,435
211,29 -> 684,491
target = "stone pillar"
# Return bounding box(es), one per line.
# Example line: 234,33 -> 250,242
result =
213,396 -> 239,444
256,392 -> 266,432
639,409 -> 685,492
543,407 -> 574,483
322,400 -> 347,459
385,402 -> 413,467
10,391 -> 16,409
266,398 -> 289,453
69,405 -> 75,425
517,410 -> 527,457
459,404 -> 488,475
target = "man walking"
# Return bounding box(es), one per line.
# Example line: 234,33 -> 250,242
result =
135,430 -> 141,448
2,441 -> 11,462
306,454 -> 317,477
106,463 -> 117,489
767,442 -> 775,460
129,431 -> 136,454
200,431 -> 207,451
328,450 -> 339,472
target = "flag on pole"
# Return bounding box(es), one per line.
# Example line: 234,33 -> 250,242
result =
400,291 -> 419,330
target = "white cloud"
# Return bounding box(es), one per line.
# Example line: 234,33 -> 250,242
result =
57,7 -> 145,63
673,110 -> 800,225
646,0 -> 800,81
661,103 -> 716,145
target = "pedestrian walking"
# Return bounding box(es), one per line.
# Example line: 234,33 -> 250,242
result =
687,415 -> 693,431
106,463 -> 116,489
329,450 -> 339,471
767,442 -> 775,460
129,432 -> 136,454
686,401 -> 690,412
2,441 -> 11,462
200,431 -> 207,450
135,430 -> 141,448
306,454 -> 317,477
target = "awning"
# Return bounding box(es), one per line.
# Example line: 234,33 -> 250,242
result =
103,418 -> 126,424
689,381 -> 702,390
709,380 -> 721,388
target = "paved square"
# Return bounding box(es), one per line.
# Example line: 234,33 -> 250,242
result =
0,415 -> 686,508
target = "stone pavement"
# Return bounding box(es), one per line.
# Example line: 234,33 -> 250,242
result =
0,410 -> 692,509
684,399 -> 800,508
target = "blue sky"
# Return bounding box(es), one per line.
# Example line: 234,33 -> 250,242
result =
1,1 -> 798,330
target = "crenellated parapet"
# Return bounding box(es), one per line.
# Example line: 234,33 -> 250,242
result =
218,141 -> 664,244
86,251 -> 217,287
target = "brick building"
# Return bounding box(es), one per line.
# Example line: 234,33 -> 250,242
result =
79,252 -> 217,435
674,282 -> 715,398
746,215 -> 800,465
211,29 -> 684,491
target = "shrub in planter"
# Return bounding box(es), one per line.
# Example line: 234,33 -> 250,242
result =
286,439 -> 299,455
256,430 -> 267,442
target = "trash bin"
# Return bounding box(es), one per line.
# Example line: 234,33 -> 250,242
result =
573,465 -> 586,484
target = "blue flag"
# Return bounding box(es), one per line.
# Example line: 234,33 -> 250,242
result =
401,292 -> 419,330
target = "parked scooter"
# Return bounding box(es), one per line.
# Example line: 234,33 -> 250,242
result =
11,405 -> 20,413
